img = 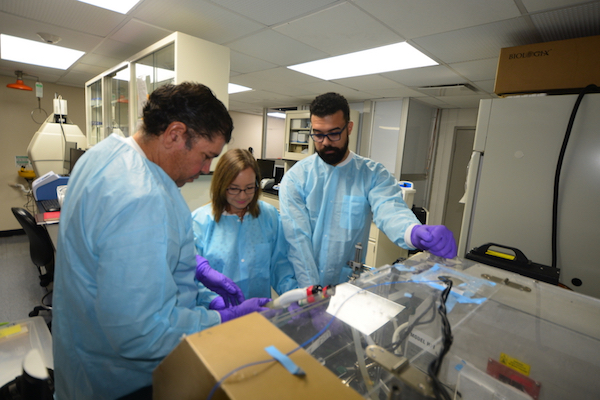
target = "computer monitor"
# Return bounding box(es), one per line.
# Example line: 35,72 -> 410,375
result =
274,165 -> 284,184
69,148 -> 86,174
257,159 -> 275,180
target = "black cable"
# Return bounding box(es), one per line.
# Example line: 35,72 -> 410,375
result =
389,295 -> 436,352
551,84 -> 598,269
427,277 -> 453,400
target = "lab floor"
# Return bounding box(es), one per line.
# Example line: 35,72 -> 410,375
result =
0,233 -> 48,323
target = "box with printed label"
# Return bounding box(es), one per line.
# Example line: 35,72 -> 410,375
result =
494,35 -> 600,96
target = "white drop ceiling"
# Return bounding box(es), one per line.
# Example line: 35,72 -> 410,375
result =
1,0 -> 599,114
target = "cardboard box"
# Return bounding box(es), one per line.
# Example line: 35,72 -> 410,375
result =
494,35 -> 600,96
153,313 -> 363,400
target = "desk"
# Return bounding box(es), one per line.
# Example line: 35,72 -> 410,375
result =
35,202 -> 59,248
45,224 -> 58,248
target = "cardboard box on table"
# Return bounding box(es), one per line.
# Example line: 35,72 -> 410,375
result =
153,312 -> 363,400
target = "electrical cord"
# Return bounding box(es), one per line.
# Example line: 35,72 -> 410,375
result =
551,84 -> 598,269
387,295 -> 436,353
427,277 -> 453,400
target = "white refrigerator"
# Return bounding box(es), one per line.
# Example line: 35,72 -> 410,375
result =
459,93 -> 600,299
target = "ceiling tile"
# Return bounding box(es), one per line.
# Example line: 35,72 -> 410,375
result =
132,0 -> 265,45
230,51 -> 278,74
383,65 -> 465,87
521,0 -> 596,13
110,19 -> 173,48
530,1 -> 600,41
209,0 -> 339,26
472,79 -> 497,93
1,0 -> 127,37
0,12 -> 104,52
227,30 -> 329,66
274,2 -> 402,56
91,39 -> 145,61
78,53 -> 124,70
363,86 -> 431,99
331,75 -> 408,91
434,94 -> 492,108
57,69 -> 99,87
412,17 -> 539,64
353,0 -> 521,39
448,58 -> 500,82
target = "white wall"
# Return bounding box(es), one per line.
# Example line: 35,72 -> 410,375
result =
229,111 -> 264,158
428,108 -> 478,225
180,174 -> 213,212
265,116 -> 285,159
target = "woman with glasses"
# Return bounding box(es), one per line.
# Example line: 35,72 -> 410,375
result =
191,148 -> 297,299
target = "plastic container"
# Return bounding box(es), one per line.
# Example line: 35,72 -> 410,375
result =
0,316 -> 53,387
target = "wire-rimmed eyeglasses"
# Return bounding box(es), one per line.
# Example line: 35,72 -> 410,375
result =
309,122 -> 348,143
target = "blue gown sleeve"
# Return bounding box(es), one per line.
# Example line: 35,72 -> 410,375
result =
93,196 -> 220,360
191,206 -> 219,306
263,204 -> 298,295
367,163 -> 420,248
279,170 -> 321,287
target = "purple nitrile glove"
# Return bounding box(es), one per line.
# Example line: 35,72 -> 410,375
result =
217,297 -> 272,323
410,225 -> 457,259
209,296 -> 227,310
195,255 -> 245,307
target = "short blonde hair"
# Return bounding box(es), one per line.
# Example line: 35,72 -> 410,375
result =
211,149 -> 261,222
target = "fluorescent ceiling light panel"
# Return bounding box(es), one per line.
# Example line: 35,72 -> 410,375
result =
267,112 -> 286,119
228,83 -> 252,94
78,0 -> 141,14
288,42 -> 438,80
1,34 -> 85,70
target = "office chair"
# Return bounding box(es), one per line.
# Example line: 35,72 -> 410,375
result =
11,207 -> 55,319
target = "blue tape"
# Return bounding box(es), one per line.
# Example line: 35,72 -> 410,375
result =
264,346 -> 305,376
410,264 -> 494,312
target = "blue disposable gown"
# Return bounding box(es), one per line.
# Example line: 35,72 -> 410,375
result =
279,152 -> 420,287
52,134 -> 219,400
192,200 -> 297,298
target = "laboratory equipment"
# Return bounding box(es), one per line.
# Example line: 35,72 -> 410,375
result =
459,93 -> 600,298
264,253 -> 600,399
266,284 -> 335,309
27,97 -> 86,177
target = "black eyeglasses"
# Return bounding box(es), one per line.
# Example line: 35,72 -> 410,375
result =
226,186 -> 257,195
309,122 -> 348,143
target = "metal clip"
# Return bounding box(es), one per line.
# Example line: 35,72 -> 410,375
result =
365,345 -> 435,398
348,243 -> 365,280
481,274 -> 531,292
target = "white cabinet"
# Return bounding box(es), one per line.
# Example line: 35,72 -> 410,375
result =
283,110 -> 312,161
85,32 -> 229,150
86,63 -> 130,147
365,223 -> 409,268
282,109 -> 360,170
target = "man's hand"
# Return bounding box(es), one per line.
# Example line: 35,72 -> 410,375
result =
410,225 -> 457,259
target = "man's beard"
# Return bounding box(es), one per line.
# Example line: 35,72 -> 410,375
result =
316,138 -> 349,165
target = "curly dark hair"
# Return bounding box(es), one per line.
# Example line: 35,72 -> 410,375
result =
309,92 -> 350,122
141,82 -> 233,147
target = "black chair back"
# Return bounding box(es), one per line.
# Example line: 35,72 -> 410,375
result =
11,207 -> 55,287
